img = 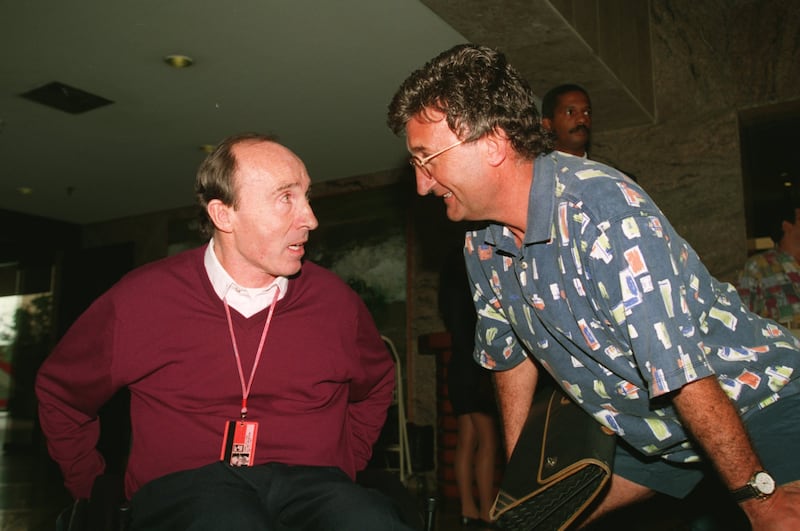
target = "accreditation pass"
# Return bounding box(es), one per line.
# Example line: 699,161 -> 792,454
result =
220,420 -> 259,467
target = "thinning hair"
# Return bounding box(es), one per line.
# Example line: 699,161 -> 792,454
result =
195,132 -> 278,239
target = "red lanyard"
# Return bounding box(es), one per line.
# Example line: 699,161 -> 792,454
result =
223,286 -> 280,418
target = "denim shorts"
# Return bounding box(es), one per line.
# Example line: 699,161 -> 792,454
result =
613,392 -> 800,498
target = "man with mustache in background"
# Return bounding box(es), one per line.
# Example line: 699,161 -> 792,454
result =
541,84 -> 592,158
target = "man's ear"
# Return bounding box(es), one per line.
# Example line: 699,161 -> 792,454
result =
207,199 -> 233,234
542,117 -> 553,131
484,128 -> 511,167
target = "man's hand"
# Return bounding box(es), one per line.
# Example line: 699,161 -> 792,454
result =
672,377 -> 800,530
740,482 -> 800,530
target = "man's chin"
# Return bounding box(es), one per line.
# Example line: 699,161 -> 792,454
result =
445,208 -> 466,222
281,256 -> 305,275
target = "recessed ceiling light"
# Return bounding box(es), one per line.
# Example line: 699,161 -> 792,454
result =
200,144 -> 216,153
164,54 -> 194,68
17,187 -> 33,195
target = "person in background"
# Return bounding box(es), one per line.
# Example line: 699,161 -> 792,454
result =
438,247 -> 499,529
387,43 -> 800,529
738,204 -> 800,326
36,132 -> 415,530
541,83 -> 592,157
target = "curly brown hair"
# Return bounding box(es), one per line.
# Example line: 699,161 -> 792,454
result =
387,44 -> 553,160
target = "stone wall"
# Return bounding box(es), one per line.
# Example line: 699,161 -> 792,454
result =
591,0 -> 799,282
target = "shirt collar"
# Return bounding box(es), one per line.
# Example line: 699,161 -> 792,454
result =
524,152 -> 558,245
555,149 -> 588,159
204,238 -> 288,316
482,152 -> 557,255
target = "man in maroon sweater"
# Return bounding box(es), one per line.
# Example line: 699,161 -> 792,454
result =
36,133 -> 414,530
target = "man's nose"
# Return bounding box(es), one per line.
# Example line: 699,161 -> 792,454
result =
302,202 -> 319,230
416,171 -> 436,196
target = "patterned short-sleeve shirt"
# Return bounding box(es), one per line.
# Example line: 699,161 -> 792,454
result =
465,152 -> 800,462
737,248 -> 800,323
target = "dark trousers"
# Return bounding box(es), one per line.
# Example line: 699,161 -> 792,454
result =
129,462 -> 416,530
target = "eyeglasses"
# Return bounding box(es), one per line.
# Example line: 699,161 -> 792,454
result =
409,139 -> 465,177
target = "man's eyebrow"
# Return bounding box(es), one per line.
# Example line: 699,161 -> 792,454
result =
274,181 -> 300,193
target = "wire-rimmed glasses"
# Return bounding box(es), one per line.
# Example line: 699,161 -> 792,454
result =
409,139 -> 464,177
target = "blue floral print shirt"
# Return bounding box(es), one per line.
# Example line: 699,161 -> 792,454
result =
465,152 -> 800,462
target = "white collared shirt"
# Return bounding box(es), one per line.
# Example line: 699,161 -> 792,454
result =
556,149 -> 588,159
204,239 -> 288,317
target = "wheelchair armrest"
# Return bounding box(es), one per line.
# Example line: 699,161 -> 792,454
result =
56,498 -> 88,531
87,473 -> 128,531
55,473 -> 129,531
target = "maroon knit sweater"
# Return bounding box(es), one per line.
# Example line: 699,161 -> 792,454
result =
36,245 -> 395,499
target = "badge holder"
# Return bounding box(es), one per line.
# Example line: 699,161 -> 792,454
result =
220,287 -> 279,468
220,419 -> 259,467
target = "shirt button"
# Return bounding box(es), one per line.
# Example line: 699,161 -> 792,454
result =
520,262 -> 528,269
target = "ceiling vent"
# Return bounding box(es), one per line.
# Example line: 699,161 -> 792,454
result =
20,81 -> 113,114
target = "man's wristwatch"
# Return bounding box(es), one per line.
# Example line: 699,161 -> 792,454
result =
730,470 -> 776,502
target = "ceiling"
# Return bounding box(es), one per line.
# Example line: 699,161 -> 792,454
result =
0,0 -> 653,225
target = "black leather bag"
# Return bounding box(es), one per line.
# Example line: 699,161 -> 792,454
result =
490,386 -> 616,530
